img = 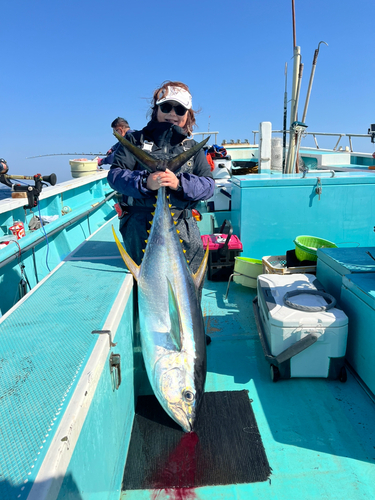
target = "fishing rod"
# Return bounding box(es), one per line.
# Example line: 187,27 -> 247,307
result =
27,153 -> 104,159
301,41 -> 328,123
0,172 -> 57,209
285,0 -> 302,174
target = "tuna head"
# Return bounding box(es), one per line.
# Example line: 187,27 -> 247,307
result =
146,277 -> 207,433
154,351 -> 205,433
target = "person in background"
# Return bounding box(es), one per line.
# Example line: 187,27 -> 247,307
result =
97,117 -> 130,167
0,158 -> 8,174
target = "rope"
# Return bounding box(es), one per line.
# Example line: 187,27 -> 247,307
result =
283,289 -> 336,312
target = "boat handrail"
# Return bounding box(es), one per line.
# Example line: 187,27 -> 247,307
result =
192,131 -> 219,144
301,169 -> 335,178
251,129 -> 373,153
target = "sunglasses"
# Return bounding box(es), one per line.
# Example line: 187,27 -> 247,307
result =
158,102 -> 188,116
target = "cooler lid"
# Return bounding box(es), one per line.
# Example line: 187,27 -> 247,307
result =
342,273 -> 375,309
318,247 -> 375,275
257,273 -> 348,328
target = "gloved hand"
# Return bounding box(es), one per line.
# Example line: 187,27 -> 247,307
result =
97,158 -> 104,166
106,149 -> 113,156
0,158 -> 8,174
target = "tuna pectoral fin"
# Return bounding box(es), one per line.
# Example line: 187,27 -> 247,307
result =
167,279 -> 182,351
112,226 -> 140,281
192,242 -> 209,291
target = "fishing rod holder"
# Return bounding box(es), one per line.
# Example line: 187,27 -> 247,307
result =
0,173 -> 57,209
285,121 -> 308,174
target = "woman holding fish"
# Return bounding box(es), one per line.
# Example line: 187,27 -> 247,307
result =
107,81 -> 214,275
109,83 -> 213,431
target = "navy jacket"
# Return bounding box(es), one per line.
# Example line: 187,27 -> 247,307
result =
100,129 -> 133,166
108,121 -> 214,207
100,142 -> 121,166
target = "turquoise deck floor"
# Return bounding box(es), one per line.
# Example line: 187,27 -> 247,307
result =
122,281 -> 375,500
0,221 -> 128,500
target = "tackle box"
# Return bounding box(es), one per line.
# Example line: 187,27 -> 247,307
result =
253,273 -> 348,381
201,220 -> 243,281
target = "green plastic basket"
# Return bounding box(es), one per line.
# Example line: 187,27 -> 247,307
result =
294,235 -> 337,262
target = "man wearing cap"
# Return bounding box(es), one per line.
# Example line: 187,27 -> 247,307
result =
97,117 -> 131,167
108,81 -> 214,279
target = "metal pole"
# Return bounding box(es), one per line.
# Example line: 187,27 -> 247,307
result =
291,0 -> 297,48
290,46 -> 301,128
283,62 -> 288,172
286,46 -> 301,174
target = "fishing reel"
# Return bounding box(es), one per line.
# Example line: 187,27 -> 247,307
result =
368,124 -> 375,144
0,171 -> 57,209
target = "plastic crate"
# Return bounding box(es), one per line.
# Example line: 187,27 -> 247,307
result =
262,255 -> 316,275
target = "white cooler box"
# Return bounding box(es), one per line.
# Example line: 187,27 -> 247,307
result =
206,178 -> 232,211
253,273 -> 348,382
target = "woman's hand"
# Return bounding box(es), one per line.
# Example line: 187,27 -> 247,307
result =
146,169 -> 179,191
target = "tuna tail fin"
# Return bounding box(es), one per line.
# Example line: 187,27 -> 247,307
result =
113,131 -> 210,174
167,278 -> 182,351
112,226 -> 140,281
192,242 -> 209,291
167,137 -> 210,173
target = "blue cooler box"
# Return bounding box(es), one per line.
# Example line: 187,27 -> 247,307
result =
317,247 -> 375,302
341,272 -> 375,395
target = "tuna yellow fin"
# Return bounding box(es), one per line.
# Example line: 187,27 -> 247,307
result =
112,226 -> 140,281
192,242 -> 209,290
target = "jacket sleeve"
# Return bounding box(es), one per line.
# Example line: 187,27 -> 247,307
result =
107,137 -> 154,199
176,148 -> 215,201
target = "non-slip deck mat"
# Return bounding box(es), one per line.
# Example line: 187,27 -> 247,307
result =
122,390 -> 271,490
0,258 -> 127,498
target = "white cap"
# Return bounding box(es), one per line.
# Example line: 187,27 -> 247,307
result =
156,86 -> 192,110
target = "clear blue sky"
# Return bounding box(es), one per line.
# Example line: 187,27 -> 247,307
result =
1,0 -> 374,182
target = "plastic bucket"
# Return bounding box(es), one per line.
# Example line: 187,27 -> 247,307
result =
294,235 -> 337,262
233,256 -> 263,288
69,159 -> 98,178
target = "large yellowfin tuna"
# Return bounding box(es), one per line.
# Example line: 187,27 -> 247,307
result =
112,133 -> 209,432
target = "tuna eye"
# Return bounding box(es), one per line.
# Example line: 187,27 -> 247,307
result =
183,390 -> 195,403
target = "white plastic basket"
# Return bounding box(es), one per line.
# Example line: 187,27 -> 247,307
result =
262,255 -> 316,275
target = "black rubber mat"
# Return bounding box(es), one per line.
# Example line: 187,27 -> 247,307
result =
122,390 -> 271,490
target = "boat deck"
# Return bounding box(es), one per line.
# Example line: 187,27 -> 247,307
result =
1,216 -> 375,499
122,280 -> 375,499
